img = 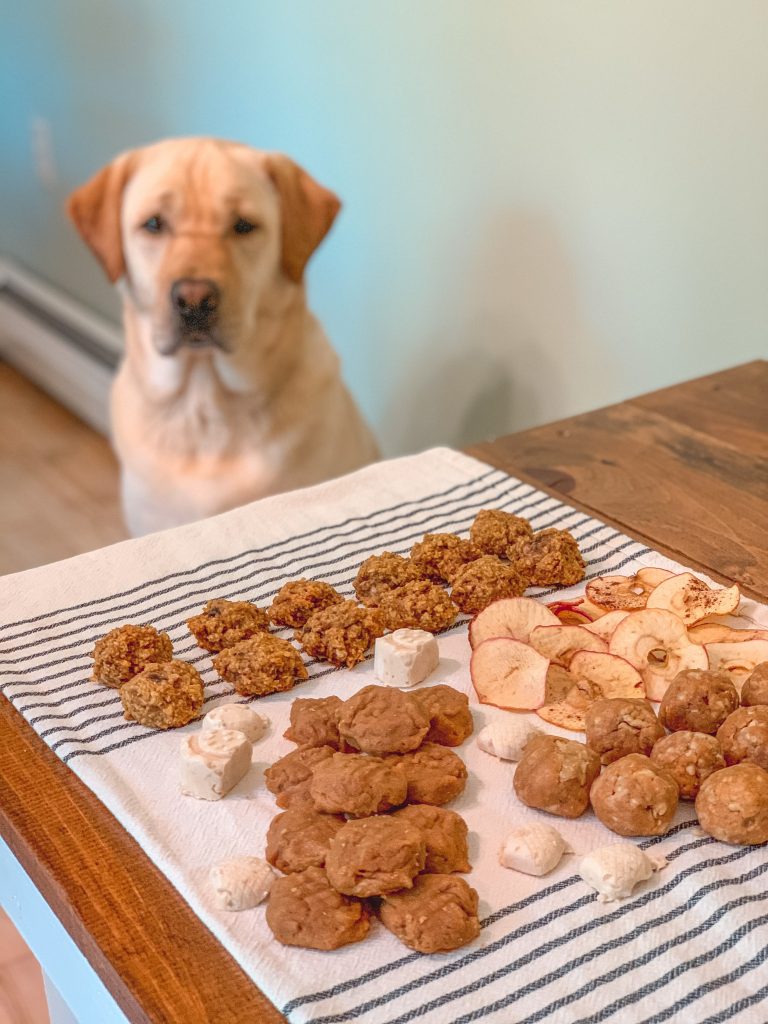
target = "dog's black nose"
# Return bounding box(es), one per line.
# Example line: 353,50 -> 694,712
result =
171,278 -> 220,329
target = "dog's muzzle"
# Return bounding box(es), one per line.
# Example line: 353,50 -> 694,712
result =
171,278 -> 221,344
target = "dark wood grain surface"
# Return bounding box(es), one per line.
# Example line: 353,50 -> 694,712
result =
1,360 -> 766,1023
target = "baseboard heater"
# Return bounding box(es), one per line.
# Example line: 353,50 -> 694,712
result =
0,257 -> 121,435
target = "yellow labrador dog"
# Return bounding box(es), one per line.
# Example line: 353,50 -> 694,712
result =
68,138 -> 378,535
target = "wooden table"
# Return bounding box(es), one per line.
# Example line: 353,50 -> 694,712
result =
1,360 -> 766,1023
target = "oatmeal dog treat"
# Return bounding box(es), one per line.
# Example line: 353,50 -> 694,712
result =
513,735 -> 600,818
377,580 -> 458,633
296,600 -> 384,668
650,731 -> 726,800
378,874 -> 480,953
389,743 -> 468,805
659,669 -> 739,735
186,599 -> 269,653
510,528 -> 585,587
310,752 -> 408,816
590,753 -> 678,836
120,660 -> 204,729
391,805 -> 470,873
284,696 -> 345,749
325,816 -> 426,897
91,624 -> 173,688
264,744 -> 336,808
409,533 -> 480,583
266,866 -> 370,950
695,763 -> 768,845
210,857 -> 275,911
213,633 -> 308,697
353,552 -> 420,606
179,728 -> 252,800
374,629 -> 439,688
265,806 -> 345,874
469,509 -> 533,558
451,556 -> 529,615
269,579 -> 343,628
499,823 -> 569,877
585,698 -> 665,765
203,703 -> 268,743
337,685 -> 429,754
413,685 -> 474,747
717,706 -> 768,771
742,663 -> 768,707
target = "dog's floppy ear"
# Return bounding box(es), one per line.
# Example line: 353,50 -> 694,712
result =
67,151 -> 138,283
265,154 -> 341,283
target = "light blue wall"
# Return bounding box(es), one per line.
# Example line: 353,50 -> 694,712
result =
2,2 -> 767,453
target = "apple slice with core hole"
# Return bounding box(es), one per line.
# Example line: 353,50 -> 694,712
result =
704,640 -> 768,685
470,638 -> 549,710
583,610 -> 630,642
468,597 -> 559,649
688,623 -> 768,645
646,572 -> 740,625
586,574 -> 658,612
569,651 -> 645,699
609,608 -> 708,701
547,600 -> 595,626
635,567 -> 675,588
529,625 -> 608,667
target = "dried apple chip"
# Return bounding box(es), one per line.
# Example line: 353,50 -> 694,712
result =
705,640 -> 768,684
529,625 -> 608,667
468,597 -> 559,649
586,574 -> 656,612
646,572 -> 740,626
569,651 -> 645,699
609,608 -> 708,701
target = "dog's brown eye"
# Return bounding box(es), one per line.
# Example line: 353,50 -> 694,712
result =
142,215 -> 163,234
233,217 -> 258,235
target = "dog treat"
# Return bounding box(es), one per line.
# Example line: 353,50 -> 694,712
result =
120,660 -> 204,729
284,695 -> 345,749
373,628 -> 439,688
409,533 -> 480,583
325,816 -> 426,897
451,556 -> 529,615
266,866 -> 371,950
469,509 -> 534,557
412,685 -> 474,747
391,804 -> 470,873
203,703 -> 268,743
658,669 -> 739,735
716,706 -> 768,771
264,744 -> 336,808
179,728 -> 252,800
695,763 -> 768,845
510,528 -> 585,587
585,698 -> 665,765
579,843 -> 666,902
513,734 -> 600,819
378,874 -> 480,953
265,806 -> 346,874
377,580 -> 458,633
269,579 -> 343,628
310,752 -> 408,817
210,856 -> 275,911
499,823 -> 569,876
186,599 -> 269,653
389,743 -> 468,805
353,552 -> 421,606
742,663 -> 768,707
91,624 -> 173,688
296,600 -> 385,668
650,731 -> 726,800
590,753 -> 678,836
337,684 -> 429,755
477,718 -> 541,761
213,633 -> 308,697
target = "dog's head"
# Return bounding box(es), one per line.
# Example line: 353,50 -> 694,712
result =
67,138 -> 340,357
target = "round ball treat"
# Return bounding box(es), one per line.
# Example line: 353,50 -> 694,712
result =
283,696 -> 345,749
337,685 -> 429,755
742,663 -> 768,707
265,806 -> 346,874
451,556 -> 529,615
378,874 -> 480,953
353,552 -> 421,607
391,804 -> 470,873
388,743 -> 468,805
513,735 -> 600,819
377,580 -> 458,633
716,706 -> 768,771
508,528 -> 585,587
264,745 -> 336,809
409,533 -> 480,583
309,752 -> 408,817
695,763 -> 768,845
412,685 -> 474,747
325,816 -> 426,896
120,660 -> 203,729
91,624 -> 173,688
213,633 -> 308,697
295,600 -> 384,668
266,866 -> 370,950
650,731 -> 726,800
658,669 -> 739,735
590,753 -> 679,836
585,698 -> 665,765
186,599 -> 269,653
268,579 -> 343,628
469,509 -> 533,558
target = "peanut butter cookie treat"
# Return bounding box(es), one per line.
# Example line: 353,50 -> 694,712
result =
266,866 -> 370,950
390,743 -> 468,805
265,806 -> 346,874
337,685 -> 429,754
659,669 -> 739,735
469,509 -> 533,557
717,706 -> 768,771
264,744 -> 336,808
284,695 -> 345,749
742,663 -> 768,707
585,698 -> 665,765
412,685 -> 474,747
353,552 -> 420,606
378,874 -> 480,953
325,816 -> 426,897
409,533 -> 480,583
391,804 -> 470,873
377,579 -> 458,633
296,600 -> 385,669
310,752 -> 408,816
213,633 -> 308,697
186,599 -> 269,653
269,579 -> 343,628
451,556 -> 529,615
91,624 -> 173,688
510,528 -> 585,587
590,753 -> 678,836
513,734 -> 600,818
695,763 -> 768,845
650,731 -> 726,800
120,660 -> 204,729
